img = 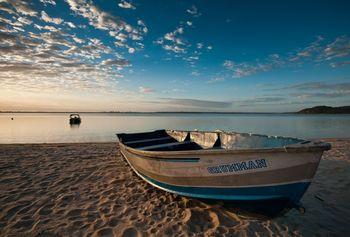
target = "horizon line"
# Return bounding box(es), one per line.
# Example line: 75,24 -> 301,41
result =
0,111 -> 290,114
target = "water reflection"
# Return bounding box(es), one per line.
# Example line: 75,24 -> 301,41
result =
70,123 -> 80,130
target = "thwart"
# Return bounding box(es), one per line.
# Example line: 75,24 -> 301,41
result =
116,129 -> 331,211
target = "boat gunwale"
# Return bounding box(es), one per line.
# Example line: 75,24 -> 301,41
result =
116,129 -> 331,158
118,141 -> 331,158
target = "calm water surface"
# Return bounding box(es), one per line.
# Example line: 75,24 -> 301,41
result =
0,113 -> 349,143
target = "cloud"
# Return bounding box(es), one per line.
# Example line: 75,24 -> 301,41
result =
0,0 -> 37,16
43,25 -> 59,32
196,43 -> 203,49
186,5 -> 201,17
150,97 -> 310,111
65,0 -> 145,51
322,36 -> 350,60
66,21 -> 76,28
274,81 -> 350,91
41,11 -> 63,25
154,6 -> 203,56
243,97 -> 287,103
0,62 -> 42,73
163,44 -> 186,53
155,26 -> 188,54
118,0 -> 136,10
128,47 -> 135,53
291,91 -> 350,99
101,58 -> 131,67
40,0 -> 56,6
0,32 -> 17,41
289,36 -> 324,62
155,22 -> 211,72
65,0 -> 125,31
154,4 -> 211,75
0,3 -> 133,96
191,71 -> 200,76
137,20 -> 148,33
267,81 -> 350,100
72,36 -> 84,44
288,35 -> 350,68
222,54 -> 285,78
330,61 -> 350,68
34,23 -> 59,32
162,98 -> 232,108
207,77 -> 225,83
223,60 -> 234,70
17,17 -> 32,25
139,86 -> 154,93
0,44 -> 26,54
221,36 -> 350,79
223,60 -> 277,78
162,27 -> 186,48
234,97 -> 288,107
232,63 -> 266,78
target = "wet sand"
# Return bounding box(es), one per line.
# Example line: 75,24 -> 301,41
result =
0,139 -> 349,236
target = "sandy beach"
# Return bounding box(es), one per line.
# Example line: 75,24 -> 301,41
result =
0,139 -> 349,237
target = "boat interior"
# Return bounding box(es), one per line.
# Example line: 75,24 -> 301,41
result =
117,129 -> 305,152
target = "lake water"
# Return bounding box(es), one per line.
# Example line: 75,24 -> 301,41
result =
0,113 -> 349,143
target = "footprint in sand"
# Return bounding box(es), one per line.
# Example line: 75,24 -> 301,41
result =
11,218 -> 34,230
92,227 -> 113,237
65,208 -> 86,222
184,209 -> 220,233
121,227 -> 141,237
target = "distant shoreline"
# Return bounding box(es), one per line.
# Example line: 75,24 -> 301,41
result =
1,105 -> 349,114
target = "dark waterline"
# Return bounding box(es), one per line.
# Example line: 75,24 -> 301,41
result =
0,113 -> 349,143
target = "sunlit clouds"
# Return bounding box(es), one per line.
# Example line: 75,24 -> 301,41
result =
118,0 -> 136,10
41,10 -> 63,24
0,1 -> 350,112
220,36 -> 350,79
0,0 -> 145,100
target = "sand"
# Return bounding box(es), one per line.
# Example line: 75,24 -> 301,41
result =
0,139 -> 349,237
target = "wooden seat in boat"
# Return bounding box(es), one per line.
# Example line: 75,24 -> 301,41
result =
124,136 -> 173,145
124,136 -> 176,148
138,141 -> 202,151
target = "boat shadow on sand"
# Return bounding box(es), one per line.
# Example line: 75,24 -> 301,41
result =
196,198 -> 295,219
145,183 -> 298,220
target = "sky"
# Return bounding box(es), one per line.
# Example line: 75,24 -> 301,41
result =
0,0 -> 350,112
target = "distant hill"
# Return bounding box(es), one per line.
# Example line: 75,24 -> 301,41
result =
297,106 -> 350,114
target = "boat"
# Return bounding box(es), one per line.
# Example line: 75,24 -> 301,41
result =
116,129 -> 331,210
69,114 -> 81,124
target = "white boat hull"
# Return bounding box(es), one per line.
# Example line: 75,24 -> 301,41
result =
117,130 -> 330,204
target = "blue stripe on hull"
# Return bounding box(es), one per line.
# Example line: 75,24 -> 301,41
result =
138,171 -> 310,203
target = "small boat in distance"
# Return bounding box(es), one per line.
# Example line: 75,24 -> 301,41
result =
69,114 -> 81,125
117,129 -> 331,211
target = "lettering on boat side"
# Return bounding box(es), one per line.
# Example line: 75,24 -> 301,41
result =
207,159 -> 267,174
